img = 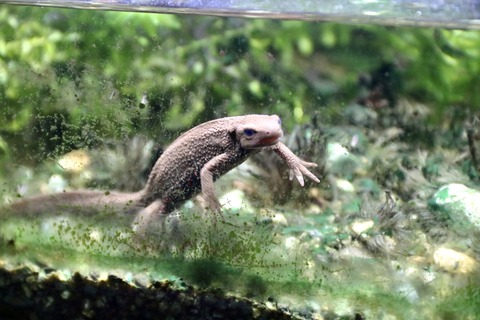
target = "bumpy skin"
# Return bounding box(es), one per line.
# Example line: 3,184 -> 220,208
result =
5,115 -> 320,234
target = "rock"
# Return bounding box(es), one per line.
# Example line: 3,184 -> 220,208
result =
433,247 -> 477,274
335,179 -> 355,193
334,245 -> 372,260
270,212 -> 288,226
326,142 -> 361,179
429,183 -> 480,231
395,282 -> 419,303
350,220 -> 374,235
57,149 -> 91,173
219,189 -> 253,212
47,174 -> 68,193
284,236 -> 300,250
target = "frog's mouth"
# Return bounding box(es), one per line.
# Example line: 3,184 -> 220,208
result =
259,135 -> 281,146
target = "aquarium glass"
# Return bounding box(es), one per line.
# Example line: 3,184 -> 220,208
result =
1,3 -> 480,319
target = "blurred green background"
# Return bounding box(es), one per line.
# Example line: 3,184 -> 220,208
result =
1,6 -> 479,165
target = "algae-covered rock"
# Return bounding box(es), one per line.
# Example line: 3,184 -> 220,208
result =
326,142 -> 361,179
429,183 -> 480,231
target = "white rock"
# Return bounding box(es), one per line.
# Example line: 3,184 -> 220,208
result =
430,183 -> 480,231
327,142 -> 351,162
48,174 -> 68,192
350,220 -> 374,235
285,236 -> 300,250
219,189 -> 253,212
335,179 -> 355,192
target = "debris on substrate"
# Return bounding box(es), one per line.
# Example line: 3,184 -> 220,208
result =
0,263 -> 299,320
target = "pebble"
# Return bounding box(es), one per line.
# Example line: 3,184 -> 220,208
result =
433,247 -> 477,274
430,183 -> 480,232
350,220 -> 374,235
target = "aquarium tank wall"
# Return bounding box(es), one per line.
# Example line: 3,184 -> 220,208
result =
0,1 -> 480,319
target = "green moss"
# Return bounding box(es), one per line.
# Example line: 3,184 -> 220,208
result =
435,283 -> 480,319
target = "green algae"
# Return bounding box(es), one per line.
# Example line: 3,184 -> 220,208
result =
0,208 -> 423,319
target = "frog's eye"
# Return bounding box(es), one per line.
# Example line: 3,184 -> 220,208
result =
243,128 -> 257,137
277,117 -> 282,126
